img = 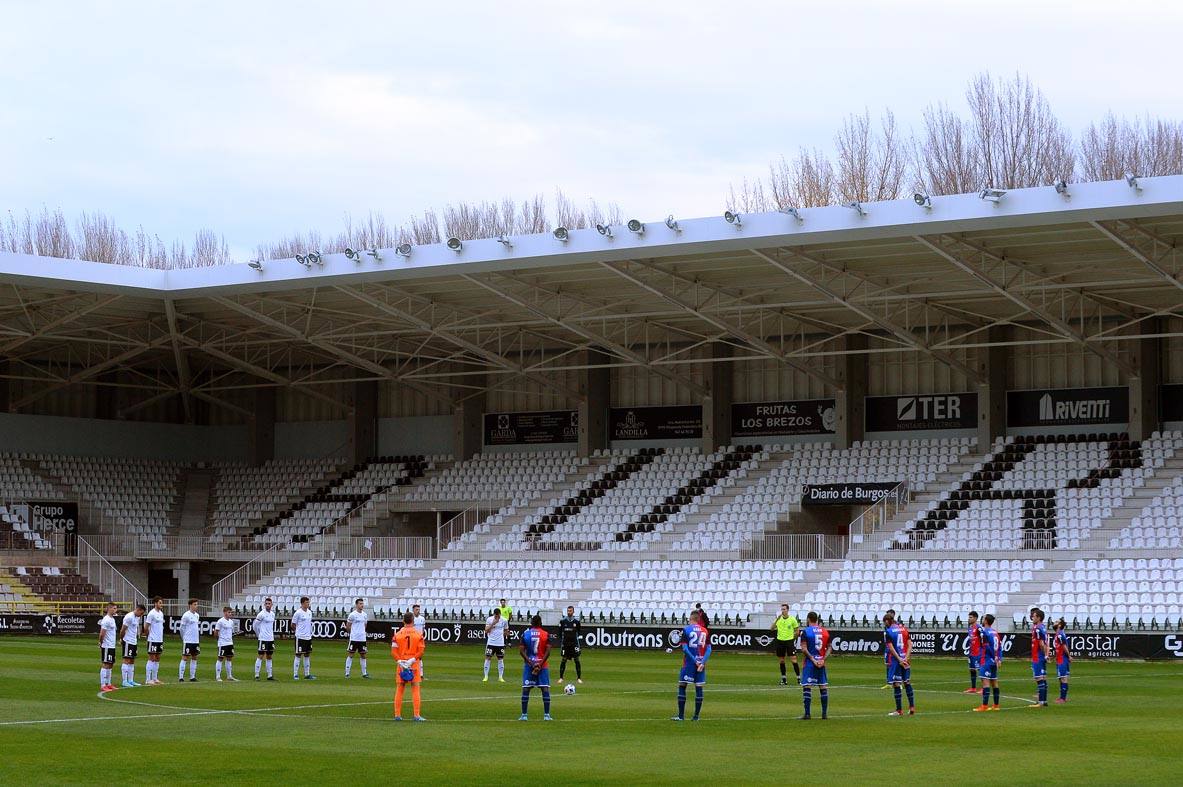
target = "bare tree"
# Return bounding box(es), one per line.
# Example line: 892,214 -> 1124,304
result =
767,149 -> 836,208
75,212 -> 131,265
966,72 -> 1074,189
914,102 -> 978,195
1080,113 -> 1183,181
515,194 -> 548,234
834,109 -> 908,203
727,178 -> 773,213
407,210 -> 442,245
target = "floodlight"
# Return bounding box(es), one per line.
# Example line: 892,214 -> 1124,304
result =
845,201 -> 867,216
723,210 -> 742,227
553,227 -> 570,242
345,247 -> 360,261
779,206 -> 803,223
1053,179 -> 1069,196
295,254 -> 311,268
595,223 -> 613,238
664,214 -> 681,232
247,259 -> 263,272
913,192 -> 932,209
1125,173 -> 1142,191
979,188 -> 1006,203
626,219 -> 645,235
496,235 -> 513,249
446,237 -> 463,252
366,248 -> 382,261
395,243 -> 412,258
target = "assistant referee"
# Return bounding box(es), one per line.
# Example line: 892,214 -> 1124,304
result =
771,604 -> 801,685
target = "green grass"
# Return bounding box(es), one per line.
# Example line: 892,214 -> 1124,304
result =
1,638 -> 1181,784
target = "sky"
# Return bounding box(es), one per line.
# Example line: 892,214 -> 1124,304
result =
1,0 -> 1179,261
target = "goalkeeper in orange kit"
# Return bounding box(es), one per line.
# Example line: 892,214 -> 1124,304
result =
390,611 -> 426,721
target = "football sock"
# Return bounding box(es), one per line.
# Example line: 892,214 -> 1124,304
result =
150,662 -> 159,681
992,687 -> 1000,706
179,660 -> 186,680
575,658 -> 581,679
520,688 -> 530,716
225,662 -> 233,679
189,660 -> 197,679
904,683 -> 915,708
1060,682 -> 1068,700
780,662 -> 787,678
303,656 -> 311,676
266,660 -> 273,677
677,684 -> 687,718
542,688 -> 551,715
216,661 -> 222,680
394,682 -> 405,716
255,658 -> 262,678
970,668 -> 977,689
293,656 -> 300,677
981,687 -> 990,706
1037,679 -> 1047,703
143,663 -> 151,682
792,661 -> 800,677
122,664 -> 131,684
693,685 -> 703,717
802,687 -> 812,716
559,660 -> 567,680
360,658 -> 367,675
345,656 -> 352,677
893,685 -> 903,711
99,668 -> 108,686
411,683 -> 421,717
483,659 -> 491,678
498,660 -> 504,679
820,688 -> 829,717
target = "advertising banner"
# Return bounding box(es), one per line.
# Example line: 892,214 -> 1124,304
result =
865,393 -> 978,432
732,399 -> 837,437
801,482 -> 901,506
483,410 -> 579,446
11,501 -> 79,533
1007,386 -> 1129,427
610,406 -> 702,441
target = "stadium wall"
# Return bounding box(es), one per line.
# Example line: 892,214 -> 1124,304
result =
0,412 -> 248,461
377,415 -> 454,456
274,420 -> 349,459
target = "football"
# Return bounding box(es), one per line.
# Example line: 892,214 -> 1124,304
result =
564,683 -> 577,695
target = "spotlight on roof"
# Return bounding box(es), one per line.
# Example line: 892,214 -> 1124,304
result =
395,243 -> 412,258
779,206 -> 804,223
913,192 -> 932,209
1053,179 -> 1069,197
295,254 -> 311,268
496,235 -> 513,249
979,188 -> 1006,204
845,201 -> 867,216
723,210 -> 742,227
595,223 -> 613,239
664,214 -> 681,232
345,247 -> 361,262
626,219 -> 645,235
446,237 -> 463,252
1125,172 -> 1142,191
366,248 -> 382,262
552,226 -> 570,242
247,259 -> 263,272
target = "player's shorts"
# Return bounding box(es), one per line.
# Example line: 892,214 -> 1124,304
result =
1031,660 -> 1047,679
522,665 -> 551,688
561,645 -> 580,660
968,654 -> 980,669
887,663 -> 911,683
1056,661 -> 1070,678
347,640 -> 367,654
295,638 -> 312,655
121,642 -> 138,660
219,645 -> 235,659
775,640 -> 796,658
485,645 -> 505,659
100,646 -> 116,664
183,642 -> 200,657
148,641 -> 164,655
978,661 -> 998,680
801,662 -> 828,686
257,640 -> 275,655
678,661 -> 707,685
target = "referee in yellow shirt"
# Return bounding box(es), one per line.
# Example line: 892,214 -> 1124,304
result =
771,605 -> 801,685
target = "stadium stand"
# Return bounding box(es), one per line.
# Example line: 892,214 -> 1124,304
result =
209,457 -> 345,544
402,450 -> 576,504
6,565 -> 105,605
1039,558 -> 1183,629
233,557 -> 426,612
1110,431 -> 1183,549
0,454 -> 65,500
0,503 -> 51,549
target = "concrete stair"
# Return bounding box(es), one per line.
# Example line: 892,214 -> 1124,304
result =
178,468 -> 216,535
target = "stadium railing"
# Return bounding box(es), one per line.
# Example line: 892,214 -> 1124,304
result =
0,599 -> 129,615
847,480 -> 911,544
437,505 -> 498,549
75,535 -> 148,607
740,533 -> 849,560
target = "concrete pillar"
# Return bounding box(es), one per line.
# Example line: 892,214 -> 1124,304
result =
976,326 -> 1009,449
835,334 -> 867,448
453,376 -> 485,461
702,343 -> 733,452
173,564 -> 190,602
347,380 -> 379,465
578,349 -> 610,457
249,387 -> 276,466
96,370 -> 118,420
1128,319 -> 1161,441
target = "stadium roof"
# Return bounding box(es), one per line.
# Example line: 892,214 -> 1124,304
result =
1,176 -> 1181,418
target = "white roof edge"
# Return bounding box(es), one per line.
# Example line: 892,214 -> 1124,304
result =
2,175 -> 1181,299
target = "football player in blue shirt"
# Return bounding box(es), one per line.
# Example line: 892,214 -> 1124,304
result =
1027,607 -> 1049,708
517,615 -> 552,721
973,613 -> 1002,711
883,612 -> 914,716
671,609 -> 711,721
1052,617 -> 1071,703
799,611 -> 830,720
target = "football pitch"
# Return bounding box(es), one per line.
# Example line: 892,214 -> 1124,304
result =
1,639 -> 1181,784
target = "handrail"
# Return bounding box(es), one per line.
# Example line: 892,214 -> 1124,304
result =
437,505 -> 495,552
740,533 -> 849,560
846,481 -> 911,546
74,535 -> 147,605
210,541 -> 285,605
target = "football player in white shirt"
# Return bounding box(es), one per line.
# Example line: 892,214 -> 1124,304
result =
144,596 -> 166,685
344,598 -> 371,679
214,606 -> 239,682
291,596 -> 316,680
98,602 -> 118,692
412,604 -> 426,678
118,603 -> 146,688
179,598 -> 202,682
254,597 -> 277,680
483,607 -> 509,682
